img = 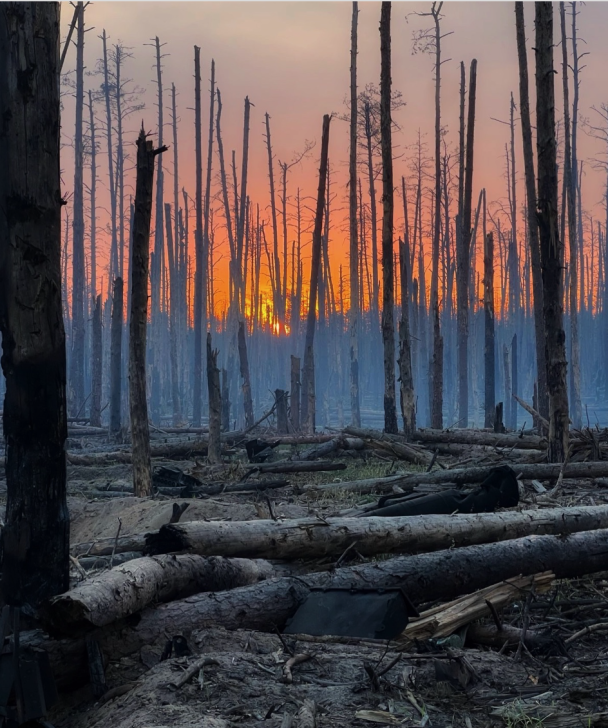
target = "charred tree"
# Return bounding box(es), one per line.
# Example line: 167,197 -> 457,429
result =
301,115 -> 331,433
484,232 -> 495,428
398,238 -> 416,438
535,2 -> 569,462
380,1 -> 398,434
71,1 -> 86,415
560,1 -> 582,429
109,277 -> 123,438
164,203 -> 182,426
238,321 -> 254,428
290,355 -> 301,431
0,1 -> 69,606
87,89 -> 97,305
90,295 -> 102,428
458,58 -> 477,427
207,334 -> 222,464
130,129 -> 165,497
515,1 -> 548,422
349,2 -> 361,427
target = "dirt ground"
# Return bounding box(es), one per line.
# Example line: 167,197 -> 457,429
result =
6,436 -> 608,727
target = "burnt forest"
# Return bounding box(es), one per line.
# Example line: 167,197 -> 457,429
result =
4,1 -> 608,727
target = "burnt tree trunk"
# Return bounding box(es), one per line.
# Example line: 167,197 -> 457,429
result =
192,48 -> 204,426
535,2 -> 569,462
71,1 -> 85,415
90,295 -> 102,428
430,1 -> 444,430
290,355 -> 301,432
398,238 -> 415,439
109,277 -> 123,439
207,333 -> 222,464
515,1 -> 548,422
164,203 -> 182,426
301,115 -> 331,433
0,1 -> 69,607
130,129 -> 164,497
458,58 -> 477,427
238,321 -> 254,428
484,233 -> 495,428
276,390 -> 289,434
380,1 -> 398,434
349,1 -> 361,427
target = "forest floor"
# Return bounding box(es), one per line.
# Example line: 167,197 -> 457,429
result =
4,428 -> 608,728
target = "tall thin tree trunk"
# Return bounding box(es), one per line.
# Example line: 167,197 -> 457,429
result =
398,238 -> 415,438
380,1 -> 398,434
484,231 -> 495,428
130,129 -> 164,497
265,112 -> 283,328
430,2 -> 444,430
71,1 -> 85,415
458,58 -> 477,427
164,203 -> 182,425
561,1 -> 582,428
90,295 -> 102,428
0,1 -> 69,606
349,1 -> 361,427
365,101 -> 380,320
109,277 -> 123,438
515,1 -> 548,423
207,333 -> 222,464
301,115 -> 331,433
535,1 -> 569,463
88,89 -> 97,305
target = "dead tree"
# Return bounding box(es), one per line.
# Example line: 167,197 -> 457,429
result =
193,49 -> 205,425
164,203 -> 182,425
484,232 -> 495,427
560,1 -> 582,429
0,1 -> 69,606
349,2 -> 361,427
290,355 -> 301,431
380,1 -> 398,434
130,129 -> 165,497
398,237 -> 416,438
238,321 -> 254,428
458,58 -> 477,427
109,277 -> 123,438
264,112 -> 284,329
90,295 -> 102,427
515,1 -> 548,422
87,89 -> 97,304
71,1 -> 86,415
535,2 -> 569,462
301,115 -> 331,433
207,333 -> 222,464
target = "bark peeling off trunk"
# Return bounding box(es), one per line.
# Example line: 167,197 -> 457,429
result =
41,555 -> 276,636
0,2 -> 69,608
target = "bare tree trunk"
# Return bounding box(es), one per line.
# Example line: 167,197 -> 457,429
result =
398,238 -> 415,438
430,2 -> 444,430
238,321 -> 254,428
515,1 -> 548,422
535,2 -> 569,463
290,355 -> 301,431
265,113 -> 283,328
207,334 -> 222,464
0,1 -> 69,606
71,1 -> 86,415
130,129 -> 164,497
349,2 -> 361,427
364,101 -> 380,320
90,295 -> 102,428
301,115 -> 331,433
276,390 -> 289,434
560,1 -> 582,429
88,89 -> 97,305
484,233 -> 495,428
458,59 -> 477,427
109,277 -> 123,438
164,203 -> 182,426
221,368 -> 230,432
380,2 -> 398,434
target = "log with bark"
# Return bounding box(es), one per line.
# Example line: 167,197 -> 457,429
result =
27,528 -> 608,690
412,428 -> 544,450
42,554 -> 278,635
145,504 -> 608,561
344,426 -> 435,466
246,460 -> 347,475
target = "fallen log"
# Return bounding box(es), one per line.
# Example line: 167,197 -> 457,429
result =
31,528 -> 608,688
145,504 -> 608,560
396,461 -> 608,487
301,473 -> 416,494
246,460 -> 347,475
71,534 -> 147,557
343,426 -> 435,466
41,554 -> 278,635
296,436 -> 364,461
412,428 -> 545,450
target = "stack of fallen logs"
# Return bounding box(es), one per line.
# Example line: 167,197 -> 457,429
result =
32,466 -> 608,692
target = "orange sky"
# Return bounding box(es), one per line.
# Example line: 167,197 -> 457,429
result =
59,1 -> 608,318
